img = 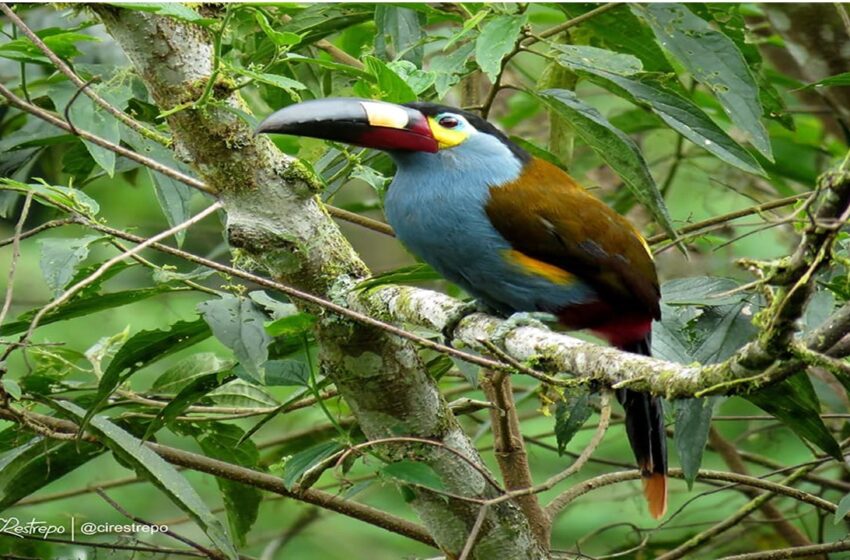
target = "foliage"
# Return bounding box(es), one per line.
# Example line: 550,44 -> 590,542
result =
1,3 -> 850,559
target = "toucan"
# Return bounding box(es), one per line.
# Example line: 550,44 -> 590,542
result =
256,98 -> 667,518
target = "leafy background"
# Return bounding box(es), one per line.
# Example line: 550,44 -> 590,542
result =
1,3 -> 850,559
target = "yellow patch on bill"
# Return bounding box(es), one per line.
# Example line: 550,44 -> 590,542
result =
428,116 -> 468,149
361,101 -> 409,129
505,250 -> 574,285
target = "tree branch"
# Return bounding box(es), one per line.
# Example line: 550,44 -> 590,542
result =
0,406 -> 436,547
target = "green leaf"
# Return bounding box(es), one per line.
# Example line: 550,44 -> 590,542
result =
0,287 -> 176,337
1,379 -> 21,400
357,263 -> 443,291
536,89 -> 677,240
123,132 -> 195,248
430,42 -> 475,99
375,6 -> 426,65
0,177 -> 99,216
747,374 -> 842,461
836,493 -> 850,523
803,73 -> 850,89
263,359 -> 311,387
673,397 -> 717,489
551,44 -> 643,76
151,353 -> 234,394
54,401 -> 237,559
0,435 -> 104,510
662,277 -> 745,307
559,4 -> 673,73
0,29 -> 99,65
382,460 -> 446,491
553,50 -> 765,176
111,3 -> 216,25
475,14 -> 526,82
196,425 -> 263,544
86,319 -> 212,428
198,295 -> 272,382
38,235 -> 102,296
632,4 -> 771,160
47,83 -> 122,176
362,56 -> 417,103
264,313 -> 316,339
554,393 -> 594,454
350,165 -> 391,195
145,370 -> 235,440
282,440 -> 344,489
255,12 -> 302,48
208,379 -> 278,408
229,65 -> 307,93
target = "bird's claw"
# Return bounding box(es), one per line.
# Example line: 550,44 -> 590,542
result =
491,312 -> 555,348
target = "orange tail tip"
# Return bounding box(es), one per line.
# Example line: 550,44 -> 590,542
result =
642,473 -> 668,519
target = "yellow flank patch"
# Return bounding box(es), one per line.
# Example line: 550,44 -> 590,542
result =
361,101 -> 409,129
506,250 -> 573,285
428,116 -> 468,149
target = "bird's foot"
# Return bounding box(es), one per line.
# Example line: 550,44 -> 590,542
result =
491,312 -> 555,348
442,300 -> 486,346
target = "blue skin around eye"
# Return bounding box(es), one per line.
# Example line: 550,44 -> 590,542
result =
384,131 -> 598,317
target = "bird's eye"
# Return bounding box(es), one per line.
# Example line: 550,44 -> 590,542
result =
438,115 -> 460,129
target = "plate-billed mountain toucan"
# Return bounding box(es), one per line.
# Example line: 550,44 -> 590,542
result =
257,98 -> 667,518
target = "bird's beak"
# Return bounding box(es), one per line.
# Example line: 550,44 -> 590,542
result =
256,98 -> 438,153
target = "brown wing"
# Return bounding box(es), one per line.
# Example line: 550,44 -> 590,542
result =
485,157 -> 660,319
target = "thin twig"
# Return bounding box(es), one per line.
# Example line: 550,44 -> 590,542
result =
0,193 -> 33,328
458,504 -> 490,560
0,218 -> 77,248
1,406 -> 436,547
718,538 -> 850,560
0,2 -> 171,146
16,202 -> 222,361
76,219 -> 516,374
95,489 -> 225,560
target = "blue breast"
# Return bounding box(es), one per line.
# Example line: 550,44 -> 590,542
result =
384,135 -> 597,316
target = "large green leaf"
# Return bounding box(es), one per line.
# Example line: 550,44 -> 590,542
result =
195,424 -> 263,545
123,132 -> 195,248
475,14 -> 526,82
632,4 -> 771,160
382,460 -> 446,492
0,287 -> 177,337
198,295 -> 272,382
54,401 -> 237,559
144,370 -> 235,440
0,28 -> 99,65
282,440 -> 344,489
360,56 -> 417,103
375,5 -> 426,65
430,42 -> 475,99
553,48 -> 764,176
151,353 -> 235,394
356,263 -> 443,290
554,393 -> 594,455
38,236 -> 103,296
747,374 -> 842,461
0,436 -> 104,510
85,319 -> 212,428
47,83 -> 128,177
0,177 -> 99,216
536,89 -> 677,239
559,4 -> 673,73
673,398 -> 718,489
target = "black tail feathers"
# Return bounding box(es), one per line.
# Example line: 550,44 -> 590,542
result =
616,335 -> 668,518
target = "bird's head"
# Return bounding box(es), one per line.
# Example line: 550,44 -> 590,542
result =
255,98 -> 528,164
